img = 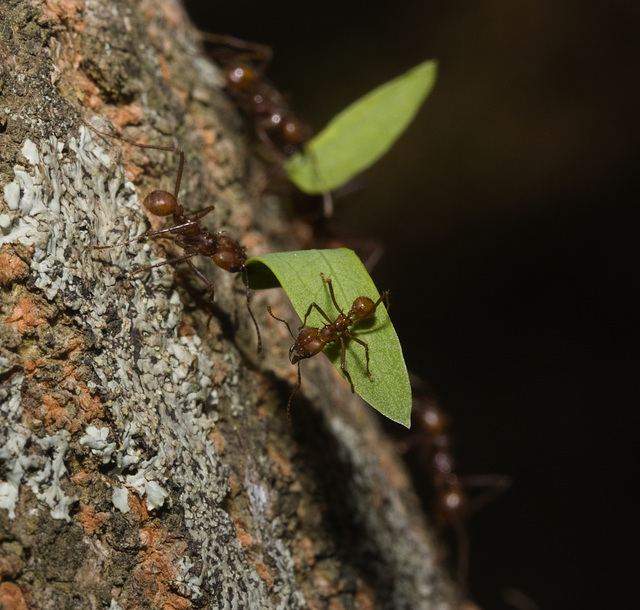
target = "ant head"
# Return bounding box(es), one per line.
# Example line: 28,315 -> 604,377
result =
143,190 -> 177,217
212,235 -> 247,273
225,65 -> 257,91
280,116 -> 308,150
290,328 -> 323,363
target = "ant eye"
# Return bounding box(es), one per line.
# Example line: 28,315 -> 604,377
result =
271,113 -> 282,126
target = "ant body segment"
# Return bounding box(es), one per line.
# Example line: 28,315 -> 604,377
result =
268,273 -> 389,415
87,123 -> 262,352
401,378 -> 511,602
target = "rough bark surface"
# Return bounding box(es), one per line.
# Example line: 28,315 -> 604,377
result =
0,1 -> 455,608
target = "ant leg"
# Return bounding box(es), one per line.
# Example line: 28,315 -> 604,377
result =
375,289 -> 391,312
286,363 -> 301,418
347,334 -> 374,382
181,260 -> 220,336
307,150 -> 333,218
300,301 -> 333,328
242,266 -> 262,353
84,122 -> 185,199
127,250 -> 198,276
182,258 -> 215,300
455,474 -> 512,516
320,274 -> 345,316
94,234 -> 151,251
185,261 -> 218,334
93,220 -> 200,251
451,518 -> 470,604
321,191 -> 334,218
188,206 -> 215,221
254,122 -> 288,163
339,337 -> 355,393
265,307 -> 300,414
199,33 -> 273,74
267,307 -> 296,340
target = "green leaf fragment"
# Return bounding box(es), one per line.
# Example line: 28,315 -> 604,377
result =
285,60 -> 437,194
247,248 -> 412,427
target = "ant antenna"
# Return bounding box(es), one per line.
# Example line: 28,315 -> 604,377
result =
267,306 -> 300,417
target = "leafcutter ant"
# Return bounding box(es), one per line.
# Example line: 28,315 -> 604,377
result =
267,273 -> 389,415
87,122 -> 262,352
400,377 -> 511,602
201,33 -> 310,159
201,33 -> 334,216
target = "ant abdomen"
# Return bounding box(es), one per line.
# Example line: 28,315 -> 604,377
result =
275,116 -> 308,153
143,190 -> 177,216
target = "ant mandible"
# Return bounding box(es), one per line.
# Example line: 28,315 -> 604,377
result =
268,273 -> 389,415
87,122 -> 262,352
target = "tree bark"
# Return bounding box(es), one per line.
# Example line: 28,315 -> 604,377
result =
0,1 -> 455,608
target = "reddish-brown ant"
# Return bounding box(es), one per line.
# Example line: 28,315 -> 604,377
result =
201,34 -> 334,216
267,273 -> 389,414
87,122 -> 262,352
201,33 -> 310,160
400,377 -> 511,603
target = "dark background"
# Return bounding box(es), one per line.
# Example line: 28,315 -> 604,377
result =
184,1 -> 639,608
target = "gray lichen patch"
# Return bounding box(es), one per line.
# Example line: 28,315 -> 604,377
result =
0,128 -> 291,607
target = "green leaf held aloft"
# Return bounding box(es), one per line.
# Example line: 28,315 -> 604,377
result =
285,60 -> 437,194
246,248 -> 411,427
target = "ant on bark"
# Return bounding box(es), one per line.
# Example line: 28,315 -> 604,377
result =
87,122 -> 262,352
400,377 -> 511,603
201,34 -> 334,216
267,273 -> 389,415
201,33 -> 310,159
